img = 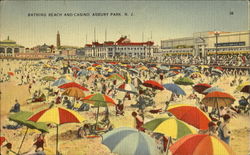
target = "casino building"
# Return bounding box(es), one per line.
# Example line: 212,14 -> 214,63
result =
0,36 -> 25,56
160,30 -> 250,57
84,36 -> 157,59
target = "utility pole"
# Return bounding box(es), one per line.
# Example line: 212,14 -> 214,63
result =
105,29 -> 107,42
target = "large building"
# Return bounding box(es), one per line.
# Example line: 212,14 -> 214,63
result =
160,30 -> 250,57
0,36 -> 25,56
84,36 -> 157,59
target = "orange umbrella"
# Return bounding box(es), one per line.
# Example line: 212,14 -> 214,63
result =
167,104 -> 211,130
170,134 -> 235,155
59,82 -> 89,91
201,91 -> 235,107
62,87 -> 85,99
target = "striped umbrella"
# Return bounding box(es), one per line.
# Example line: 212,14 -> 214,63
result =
28,107 -> 84,155
170,134 -> 235,155
167,104 -> 211,130
143,117 -> 197,139
107,73 -> 125,81
201,91 -> 235,108
102,127 -> 159,155
117,83 -> 138,94
142,80 -> 164,90
81,93 -> 116,127
59,82 -> 89,91
236,82 -> 250,94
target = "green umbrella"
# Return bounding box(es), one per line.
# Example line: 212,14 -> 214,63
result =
143,117 -> 197,140
174,77 -> 194,85
9,111 -> 49,154
41,76 -> 56,82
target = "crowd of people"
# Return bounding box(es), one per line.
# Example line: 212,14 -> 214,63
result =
0,57 -> 249,155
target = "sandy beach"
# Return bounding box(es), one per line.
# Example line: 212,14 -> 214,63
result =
0,59 -> 250,155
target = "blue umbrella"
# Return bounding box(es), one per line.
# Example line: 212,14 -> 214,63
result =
163,83 -> 186,95
203,86 -> 224,94
77,70 -> 89,76
159,66 -> 169,71
51,78 -> 70,87
102,127 -> 159,155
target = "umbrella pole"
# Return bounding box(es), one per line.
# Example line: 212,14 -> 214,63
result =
95,104 -> 100,130
17,127 -> 29,155
165,136 -> 172,155
56,125 -> 59,155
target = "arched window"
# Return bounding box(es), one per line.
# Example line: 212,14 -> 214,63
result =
0,48 -> 4,53
7,48 -> 12,53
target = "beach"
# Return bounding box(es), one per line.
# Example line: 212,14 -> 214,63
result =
0,59 -> 250,155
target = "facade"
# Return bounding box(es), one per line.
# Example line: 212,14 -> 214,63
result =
161,30 -> 250,57
0,36 -> 25,56
84,36 -> 156,59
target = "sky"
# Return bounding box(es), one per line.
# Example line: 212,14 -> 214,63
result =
0,0 -> 248,48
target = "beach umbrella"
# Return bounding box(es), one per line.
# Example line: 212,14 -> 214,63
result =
87,66 -> 96,71
62,87 -> 85,99
28,107 -> 84,155
174,77 -> 194,85
190,72 -> 203,79
71,66 -> 80,71
215,66 -> 224,71
170,134 -> 235,155
170,66 -> 182,70
166,71 -> 180,77
9,111 -> 49,154
138,66 -> 148,71
142,80 -> 164,90
117,83 -> 138,94
60,74 -> 73,81
163,83 -> 186,95
107,73 -> 125,81
193,83 -> 212,94
59,82 -> 89,91
203,86 -> 224,94
199,65 -> 209,69
167,104 -> 211,130
212,69 -> 223,74
236,82 -> 250,94
77,70 -> 89,76
201,91 -> 235,108
51,78 -> 71,87
7,72 -> 14,76
102,127 -> 159,155
81,93 -> 116,127
143,117 -> 197,140
0,137 -> 6,146
129,68 -> 139,74
41,76 -> 56,81
159,66 -> 169,71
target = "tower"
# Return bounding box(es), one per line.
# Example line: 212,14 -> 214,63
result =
57,31 -> 61,48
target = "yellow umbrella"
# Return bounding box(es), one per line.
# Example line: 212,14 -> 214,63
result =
143,117 -> 197,139
236,81 -> 250,93
139,66 -> 148,70
87,66 -> 96,71
28,107 -> 84,155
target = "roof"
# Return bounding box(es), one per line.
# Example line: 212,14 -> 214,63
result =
116,36 -> 127,44
118,41 -> 154,46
